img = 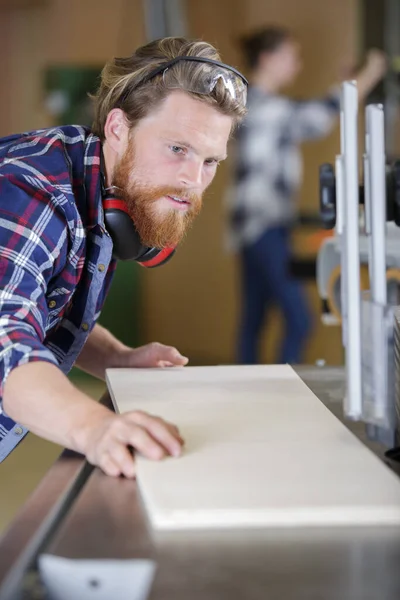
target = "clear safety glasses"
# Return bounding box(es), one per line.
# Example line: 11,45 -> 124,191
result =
140,56 -> 248,107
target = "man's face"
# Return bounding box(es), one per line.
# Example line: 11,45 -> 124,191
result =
112,90 -> 233,248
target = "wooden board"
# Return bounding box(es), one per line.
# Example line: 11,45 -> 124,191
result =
106,365 -> 400,530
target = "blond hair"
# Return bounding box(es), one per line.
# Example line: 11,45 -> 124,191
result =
91,37 -> 246,140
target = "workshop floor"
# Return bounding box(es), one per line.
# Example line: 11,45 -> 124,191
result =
0,375 -> 106,536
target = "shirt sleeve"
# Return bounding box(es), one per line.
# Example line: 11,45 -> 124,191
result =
287,87 -> 341,142
0,175 -> 66,405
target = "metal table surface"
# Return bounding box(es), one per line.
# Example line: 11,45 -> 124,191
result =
1,366 -> 400,600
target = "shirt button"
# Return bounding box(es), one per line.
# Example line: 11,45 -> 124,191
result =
48,300 -> 57,309
14,426 -> 23,436
82,323 -> 89,331
98,264 -> 105,272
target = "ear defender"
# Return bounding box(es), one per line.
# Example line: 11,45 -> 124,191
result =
103,195 -> 176,266
100,155 -> 176,266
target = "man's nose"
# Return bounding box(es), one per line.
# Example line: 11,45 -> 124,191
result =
178,159 -> 203,188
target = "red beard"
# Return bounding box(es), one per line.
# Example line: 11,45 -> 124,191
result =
112,144 -> 202,248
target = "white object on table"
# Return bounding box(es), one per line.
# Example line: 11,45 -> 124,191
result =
38,556 -> 156,600
106,365 -> 400,530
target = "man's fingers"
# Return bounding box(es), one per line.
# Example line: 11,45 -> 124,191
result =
87,409 -> 185,478
144,415 -> 185,445
156,360 -> 175,368
109,443 -> 137,479
155,345 -> 188,366
127,411 -> 183,457
162,421 -> 185,445
119,422 -> 166,460
125,410 -> 183,439
100,454 -> 121,478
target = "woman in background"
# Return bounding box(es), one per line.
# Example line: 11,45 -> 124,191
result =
226,26 -> 387,365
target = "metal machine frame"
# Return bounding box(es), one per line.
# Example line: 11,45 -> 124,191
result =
319,81 -> 400,444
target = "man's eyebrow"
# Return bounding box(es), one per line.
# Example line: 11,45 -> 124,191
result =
212,153 -> 227,162
165,138 -> 227,162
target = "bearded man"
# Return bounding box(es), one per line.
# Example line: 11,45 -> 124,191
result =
0,36 -> 247,476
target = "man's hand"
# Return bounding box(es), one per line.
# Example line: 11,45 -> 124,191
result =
118,342 -> 189,368
4,361 -> 185,479
75,325 -> 189,379
81,410 -> 185,478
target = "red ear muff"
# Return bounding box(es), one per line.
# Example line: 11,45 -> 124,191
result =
103,196 -> 176,266
104,198 -> 129,212
103,196 -> 143,261
137,246 -> 176,268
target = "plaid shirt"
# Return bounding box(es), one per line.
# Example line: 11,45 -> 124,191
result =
225,86 -> 340,251
0,125 -> 117,461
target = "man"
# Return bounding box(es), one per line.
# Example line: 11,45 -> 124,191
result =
0,37 -> 247,477
226,26 -> 387,365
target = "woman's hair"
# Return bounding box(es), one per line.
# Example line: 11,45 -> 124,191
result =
91,37 -> 246,140
239,26 -> 292,70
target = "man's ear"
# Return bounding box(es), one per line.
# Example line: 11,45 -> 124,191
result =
104,109 -> 130,154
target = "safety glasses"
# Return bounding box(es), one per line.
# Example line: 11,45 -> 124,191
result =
140,56 -> 248,107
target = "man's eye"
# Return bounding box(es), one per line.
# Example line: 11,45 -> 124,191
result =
205,158 -> 219,166
170,145 -> 185,154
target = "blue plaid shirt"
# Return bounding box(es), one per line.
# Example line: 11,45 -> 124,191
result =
0,125 -> 117,461
225,86 -> 340,251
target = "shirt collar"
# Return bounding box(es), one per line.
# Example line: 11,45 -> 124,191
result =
82,132 -> 106,231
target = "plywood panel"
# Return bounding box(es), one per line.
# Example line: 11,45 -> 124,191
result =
107,365 -> 400,530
